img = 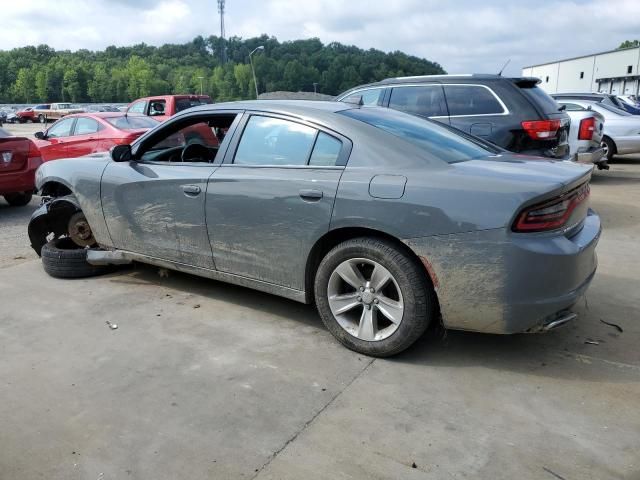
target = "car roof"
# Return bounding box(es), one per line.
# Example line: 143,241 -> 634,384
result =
186,100 -> 355,116
336,74 -> 541,97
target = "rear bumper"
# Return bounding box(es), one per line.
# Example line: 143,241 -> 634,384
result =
0,156 -> 42,195
574,146 -> 606,164
404,210 -> 601,334
613,136 -> 640,155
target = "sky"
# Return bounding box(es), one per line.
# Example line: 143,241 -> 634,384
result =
2,0 -> 640,76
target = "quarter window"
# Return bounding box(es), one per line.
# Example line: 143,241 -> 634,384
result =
74,117 -> 100,135
234,116 -> 316,166
389,86 -> 447,118
309,132 -> 342,166
47,118 -> 75,138
342,88 -> 384,106
443,85 -> 505,116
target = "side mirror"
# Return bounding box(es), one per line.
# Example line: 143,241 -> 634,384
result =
34,131 -> 46,140
111,144 -> 133,162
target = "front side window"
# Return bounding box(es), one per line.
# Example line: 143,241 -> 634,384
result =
443,85 -> 505,116
148,100 -> 166,116
47,118 -> 75,138
340,108 -> 492,164
128,101 -> 146,114
74,117 -> 100,135
139,115 -> 235,163
234,116 -> 316,166
389,85 -> 447,118
342,88 -> 384,106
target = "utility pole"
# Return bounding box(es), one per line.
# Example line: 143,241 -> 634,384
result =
249,46 -> 264,99
313,82 -> 318,94
198,76 -> 204,95
217,0 -> 227,63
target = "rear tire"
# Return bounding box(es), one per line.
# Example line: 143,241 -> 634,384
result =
601,136 -> 616,162
4,191 -> 33,206
314,237 -> 436,357
38,114 -> 46,124
41,237 -> 109,279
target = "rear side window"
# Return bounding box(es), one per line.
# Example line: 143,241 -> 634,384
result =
340,108 -> 492,163
74,117 -> 100,135
106,116 -> 159,130
389,85 -> 447,117
176,98 -> 212,112
341,89 -> 384,106
518,85 -> 561,114
444,85 -> 505,116
309,132 -> 342,166
235,116 -> 316,166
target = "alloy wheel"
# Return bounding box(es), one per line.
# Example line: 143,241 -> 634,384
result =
327,258 -> 404,341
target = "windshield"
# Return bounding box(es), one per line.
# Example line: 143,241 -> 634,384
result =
106,116 -> 159,130
340,108 -> 494,163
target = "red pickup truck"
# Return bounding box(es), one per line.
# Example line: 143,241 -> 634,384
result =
126,95 -> 212,122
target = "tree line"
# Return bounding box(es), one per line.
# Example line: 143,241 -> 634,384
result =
0,35 -> 445,104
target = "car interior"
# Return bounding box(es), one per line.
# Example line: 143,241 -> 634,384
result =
140,114 -> 236,164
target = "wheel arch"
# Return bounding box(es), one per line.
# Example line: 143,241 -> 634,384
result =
304,226 -> 440,308
39,180 -> 73,197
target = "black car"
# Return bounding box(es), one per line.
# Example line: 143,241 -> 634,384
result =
337,74 -> 571,159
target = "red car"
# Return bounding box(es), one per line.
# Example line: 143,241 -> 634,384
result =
0,127 -> 42,206
34,113 -> 159,161
126,94 -> 212,122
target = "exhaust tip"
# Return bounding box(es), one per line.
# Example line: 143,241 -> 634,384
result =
542,312 -> 578,331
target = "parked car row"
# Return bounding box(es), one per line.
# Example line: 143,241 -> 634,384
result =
1,95 -> 210,207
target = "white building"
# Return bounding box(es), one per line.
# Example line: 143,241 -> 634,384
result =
522,46 -> 640,95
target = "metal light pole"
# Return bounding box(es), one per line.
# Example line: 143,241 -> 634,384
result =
313,82 -> 318,94
198,76 -> 204,95
249,45 -> 265,99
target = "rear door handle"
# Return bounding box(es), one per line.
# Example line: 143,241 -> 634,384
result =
182,185 -> 201,196
299,189 -> 323,201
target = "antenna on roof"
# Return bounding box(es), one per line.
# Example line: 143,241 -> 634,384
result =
498,59 -> 511,76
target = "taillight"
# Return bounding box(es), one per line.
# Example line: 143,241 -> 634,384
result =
513,183 -> 590,232
521,120 -> 561,140
578,117 -> 595,141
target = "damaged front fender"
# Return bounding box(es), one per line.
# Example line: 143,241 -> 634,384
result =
28,195 -> 82,256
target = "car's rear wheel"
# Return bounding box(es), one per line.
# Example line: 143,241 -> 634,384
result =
314,237 -> 435,357
601,136 -> 616,162
38,114 -> 46,124
41,237 -> 109,279
4,191 -> 33,206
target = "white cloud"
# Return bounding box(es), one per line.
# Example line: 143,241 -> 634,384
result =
1,0 -> 639,76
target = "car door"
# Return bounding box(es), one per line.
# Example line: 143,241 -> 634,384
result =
65,117 -> 102,158
442,84 -> 508,138
386,84 -> 450,125
101,113 -> 241,268
207,113 -> 349,291
39,117 -> 76,161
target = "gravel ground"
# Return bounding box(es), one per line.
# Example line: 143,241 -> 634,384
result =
0,196 -> 40,269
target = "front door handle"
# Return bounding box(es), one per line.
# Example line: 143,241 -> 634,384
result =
299,189 -> 323,201
182,185 -> 201,196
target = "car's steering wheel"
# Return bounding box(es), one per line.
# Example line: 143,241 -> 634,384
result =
181,143 -> 210,162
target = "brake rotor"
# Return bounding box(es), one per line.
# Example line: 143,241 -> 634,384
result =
67,212 -> 96,247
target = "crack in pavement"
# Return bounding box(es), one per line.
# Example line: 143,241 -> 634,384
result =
250,356 -> 376,479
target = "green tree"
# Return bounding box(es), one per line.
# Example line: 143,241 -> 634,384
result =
619,40 -> 640,49
13,68 -> 36,102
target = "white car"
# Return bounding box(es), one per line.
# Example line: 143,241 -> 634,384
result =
554,98 -> 640,162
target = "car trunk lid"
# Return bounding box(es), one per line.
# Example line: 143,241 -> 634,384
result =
0,137 -> 30,173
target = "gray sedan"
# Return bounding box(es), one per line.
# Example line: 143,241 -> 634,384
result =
29,101 -> 601,357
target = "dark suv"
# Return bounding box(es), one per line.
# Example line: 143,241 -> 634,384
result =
337,74 -> 571,158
